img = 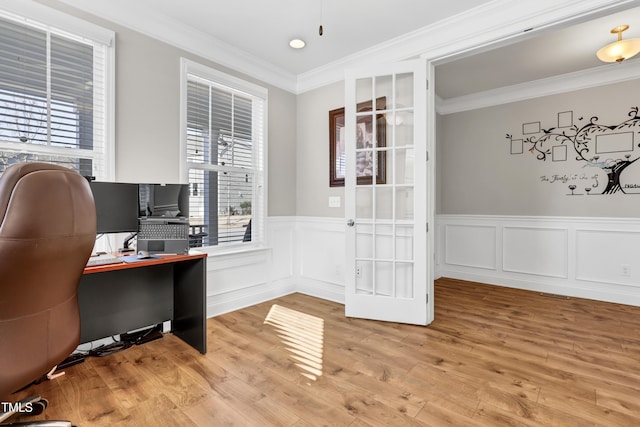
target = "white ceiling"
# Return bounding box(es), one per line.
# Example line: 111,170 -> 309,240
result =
51,0 -> 640,98
54,0 -> 493,75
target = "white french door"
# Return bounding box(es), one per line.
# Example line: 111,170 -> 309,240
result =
344,59 -> 433,325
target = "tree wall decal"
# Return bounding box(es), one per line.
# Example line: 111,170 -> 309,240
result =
507,107 -> 640,195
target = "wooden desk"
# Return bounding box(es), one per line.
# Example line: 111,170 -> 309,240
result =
80,253 -> 207,354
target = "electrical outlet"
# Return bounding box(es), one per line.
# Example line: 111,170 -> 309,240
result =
621,264 -> 631,277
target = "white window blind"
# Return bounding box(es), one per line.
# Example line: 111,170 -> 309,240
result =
184,66 -> 266,249
0,11 -> 110,179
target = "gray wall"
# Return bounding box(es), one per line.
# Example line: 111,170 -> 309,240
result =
435,112 -> 444,215
40,0 -> 297,217
438,78 -> 640,217
296,80 -> 345,217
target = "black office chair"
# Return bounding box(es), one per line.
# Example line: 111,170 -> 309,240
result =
243,219 -> 252,242
0,162 -> 96,425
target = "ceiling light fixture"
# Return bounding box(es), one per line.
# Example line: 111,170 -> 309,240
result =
596,25 -> 640,63
289,38 -> 306,49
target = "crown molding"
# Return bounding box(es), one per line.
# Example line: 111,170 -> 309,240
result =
50,0 -> 298,92
436,59 -> 640,115
5,0 -> 114,44
417,0 -> 638,62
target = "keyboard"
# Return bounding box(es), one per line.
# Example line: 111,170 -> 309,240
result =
138,222 -> 189,240
86,254 -> 122,267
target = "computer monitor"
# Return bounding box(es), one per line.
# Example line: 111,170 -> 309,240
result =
138,183 -> 189,218
89,182 -> 140,234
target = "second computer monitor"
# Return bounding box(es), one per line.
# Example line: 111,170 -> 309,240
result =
139,183 -> 189,218
89,181 -> 140,234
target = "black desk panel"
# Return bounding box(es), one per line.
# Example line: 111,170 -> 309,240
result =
80,253 -> 207,354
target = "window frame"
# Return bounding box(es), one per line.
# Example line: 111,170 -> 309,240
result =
0,1 -> 115,180
180,58 -> 269,252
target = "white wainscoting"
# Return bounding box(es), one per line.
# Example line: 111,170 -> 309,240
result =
201,217 -> 296,317
295,217 -> 346,304
436,215 -> 640,306
202,216 -> 346,318
203,214 -> 640,319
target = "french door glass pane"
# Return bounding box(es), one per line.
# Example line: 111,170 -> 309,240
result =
394,148 -> 414,185
394,111 -> 414,147
374,224 -> 393,259
396,187 -> 414,220
396,262 -> 414,299
396,225 -> 414,261
355,260 -> 373,295
355,77 -> 372,105
356,187 -> 372,219
374,75 -> 392,103
375,186 -> 393,220
395,73 -> 414,108
375,262 -> 393,296
356,149 -> 374,178
356,223 -> 373,259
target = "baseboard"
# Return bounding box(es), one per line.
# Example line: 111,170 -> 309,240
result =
437,269 -> 640,307
207,279 -> 297,317
296,277 -> 345,304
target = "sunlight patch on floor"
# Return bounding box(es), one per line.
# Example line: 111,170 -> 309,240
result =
264,304 -> 324,382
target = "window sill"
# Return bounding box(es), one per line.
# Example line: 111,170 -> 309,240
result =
190,244 -> 270,258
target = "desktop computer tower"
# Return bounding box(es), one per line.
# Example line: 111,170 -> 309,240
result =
137,217 -> 190,254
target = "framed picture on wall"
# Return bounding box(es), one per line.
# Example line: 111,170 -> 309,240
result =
329,97 -> 386,187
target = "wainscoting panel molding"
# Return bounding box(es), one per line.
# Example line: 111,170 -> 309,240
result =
296,217 -> 346,304
444,224 -> 496,270
575,229 -> 640,288
437,215 -> 640,306
202,217 -> 297,317
502,226 -> 568,278
201,216 -> 347,318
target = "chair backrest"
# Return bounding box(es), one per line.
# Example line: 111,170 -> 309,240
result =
0,162 -> 96,398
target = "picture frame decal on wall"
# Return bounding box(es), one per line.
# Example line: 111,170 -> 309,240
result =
329,97 -> 386,187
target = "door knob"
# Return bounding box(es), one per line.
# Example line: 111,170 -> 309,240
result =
347,219 -> 355,227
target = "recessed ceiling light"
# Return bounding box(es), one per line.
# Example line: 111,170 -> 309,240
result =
289,38 -> 306,49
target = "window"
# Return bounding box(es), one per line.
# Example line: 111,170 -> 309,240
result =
181,59 -> 267,249
0,7 -> 113,179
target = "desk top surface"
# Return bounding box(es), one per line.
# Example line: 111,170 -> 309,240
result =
83,252 -> 207,274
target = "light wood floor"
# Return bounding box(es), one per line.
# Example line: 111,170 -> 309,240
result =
9,278 -> 640,426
